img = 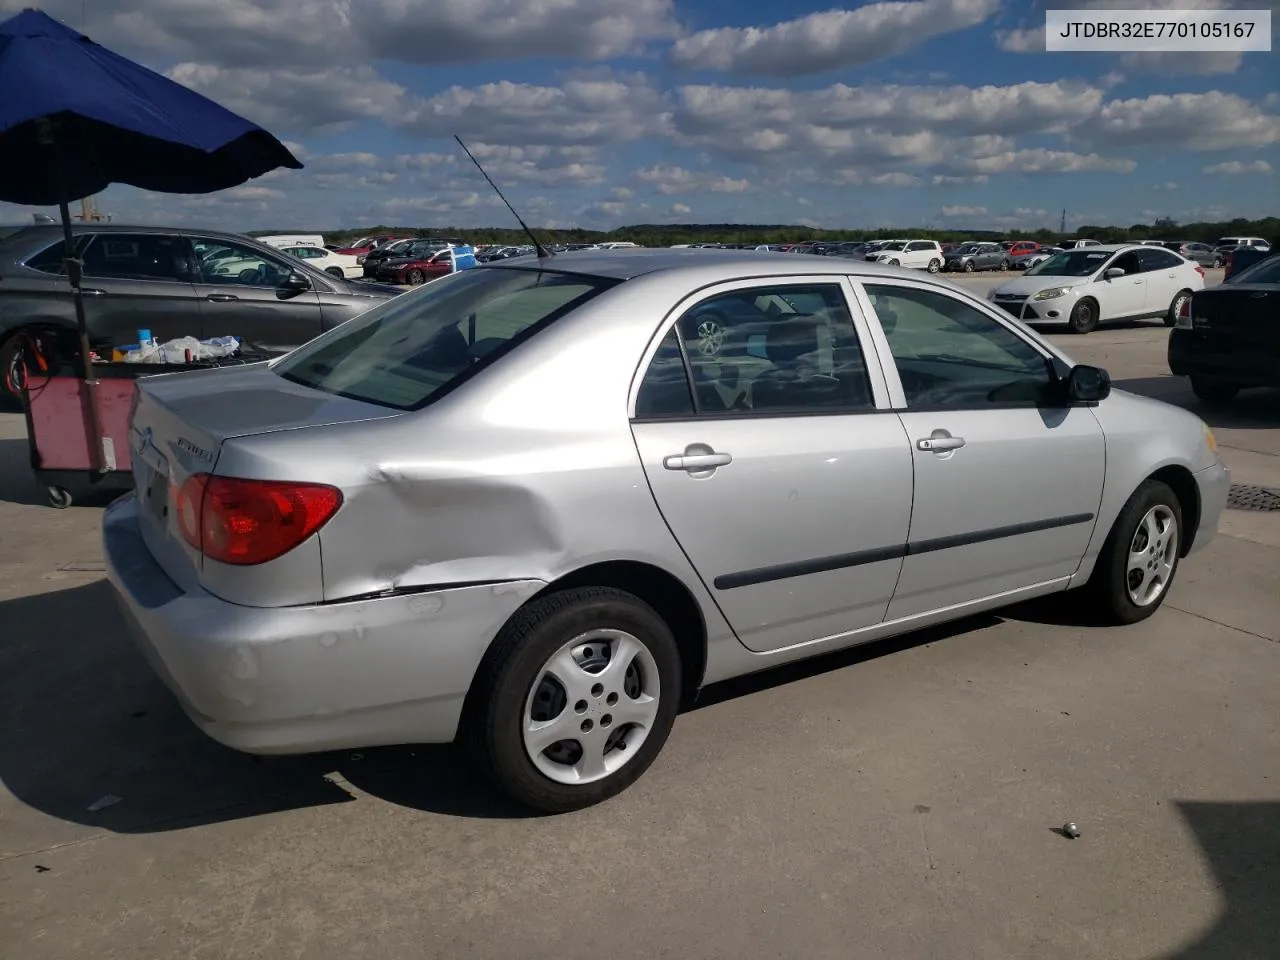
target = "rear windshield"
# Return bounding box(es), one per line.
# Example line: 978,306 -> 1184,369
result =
275,267 -> 617,410
1226,254 -> 1280,285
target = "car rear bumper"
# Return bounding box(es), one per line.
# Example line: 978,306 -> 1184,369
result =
1189,457 -> 1230,556
103,494 -> 546,755
1168,329 -> 1278,386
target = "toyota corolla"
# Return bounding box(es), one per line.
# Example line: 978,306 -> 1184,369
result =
104,249 -> 1229,812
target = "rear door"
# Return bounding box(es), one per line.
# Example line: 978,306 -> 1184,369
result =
851,279 -> 1105,619
630,277 -> 914,653
188,235 -> 323,354
77,232 -> 202,347
1136,247 -> 1190,316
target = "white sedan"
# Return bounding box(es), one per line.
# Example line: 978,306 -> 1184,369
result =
987,244 -> 1205,334
279,244 -> 363,279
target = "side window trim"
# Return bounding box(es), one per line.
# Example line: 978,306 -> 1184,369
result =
847,276 -> 1063,412
627,274 -> 894,421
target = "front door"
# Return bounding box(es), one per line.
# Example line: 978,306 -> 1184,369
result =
77,232 -> 201,348
630,278 -> 914,653
188,235 -> 323,354
1095,249 -> 1147,319
854,280 -> 1106,620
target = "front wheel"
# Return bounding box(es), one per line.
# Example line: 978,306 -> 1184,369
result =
1069,297 -> 1100,334
324,267 -> 345,278
999,259 -> 1010,271
887,258 -> 900,266
1212,257 -> 1223,268
927,258 -> 941,273
963,260 -> 975,272
463,586 -> 682,813
405,269 -> 426,285
1084,480 -> 1182,624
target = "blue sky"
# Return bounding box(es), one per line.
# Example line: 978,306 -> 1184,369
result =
1,0 -> 1276,233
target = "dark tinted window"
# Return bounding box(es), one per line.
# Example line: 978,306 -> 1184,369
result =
1138,248 -> 1182,271
1111,251 -> 1142,274
25,235 -> 92,274
276,268 -> 614,410
865,284 -> 1052,408
634,328 -> 694,418
1228,255 -> 1280,284
81,233 -> 195,282
649,284 -> 873,416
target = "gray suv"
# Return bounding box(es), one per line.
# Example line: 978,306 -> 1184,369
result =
943,242 -> 1008,272
0,224 -> 402,402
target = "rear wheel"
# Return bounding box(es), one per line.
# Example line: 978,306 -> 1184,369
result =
1069,297 -> 1100,334
47,486 -> 72,509
963,260 -> 975,272
405,269 -> 426,285
1212,256 -> 1223,268
1190,376 -> 1239,405
1166,289 -> 1192,327
927,258 -> 941,273
999,258 -> 1010,271
1084,480 -> 1182,625
463,587 -> 681,813
887,258 -> 900,266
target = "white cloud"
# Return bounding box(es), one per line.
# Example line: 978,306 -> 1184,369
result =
941,205 -> 987,216
39,0 -> 680,69
633,165 -> 751,195
671,202 -> 692,214
1202,160 -> 1273,174
1085,92 -> 1280,150
670,0 -> 1000,77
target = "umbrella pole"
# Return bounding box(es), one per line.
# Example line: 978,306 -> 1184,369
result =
54,160 -> 106,474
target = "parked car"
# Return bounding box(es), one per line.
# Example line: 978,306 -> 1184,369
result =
104,250 -> 1227,812
278,244 -> 363,279
334,235 -> 410,260
871,239 -> 944,272
1005,241 -> 1040,261
823,242 -> 871,259
1223,243 -> 1276,280
359,237 -> 418,277
1214,236 -> 1270,253
1160,241 -> 1224,268
943,242 -> 1008,273
1014,246 -> 1062,270
0,224 -> 402,401
1061,239 -> 1101,249
1169,253 -> 1280,403
372,243 -> 458,284
988,243 -> 1205,334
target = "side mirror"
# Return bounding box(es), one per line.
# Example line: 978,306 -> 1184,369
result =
1067,364 -> 1111,403
1104,267 -> 1125,279
281,272 -> 311,291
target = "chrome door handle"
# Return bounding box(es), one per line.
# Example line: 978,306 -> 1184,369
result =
664,452 -> 732,471
81,288 -> 106,296
917,435 -> 965,452
205,293 -> 239,302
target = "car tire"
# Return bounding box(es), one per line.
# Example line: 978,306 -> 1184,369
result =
888,258 -> 900,266
1068,297 -> 1100,334
1166,289 -> 1192,327
324,267 -> 345,278
963,260 -> 975,272
1084,479 -> 1183,625
1212,257 -> 1223,268
999,259 -> 1010,271
405,269 -> 426,285
462,586 -> 682,813
1190,376 -> 1240,405
927,258 -> 941,273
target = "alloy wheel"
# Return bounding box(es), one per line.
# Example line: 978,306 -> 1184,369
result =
1126,505 -> 1178,607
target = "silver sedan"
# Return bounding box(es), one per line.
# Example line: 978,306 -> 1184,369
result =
104,250 -> 1230,811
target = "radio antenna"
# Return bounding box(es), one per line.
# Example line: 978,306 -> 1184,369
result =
454,135 -> 553,259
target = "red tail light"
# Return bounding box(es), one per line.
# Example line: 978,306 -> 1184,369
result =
1178,296 -> 1191,319
175,474 -> 342,565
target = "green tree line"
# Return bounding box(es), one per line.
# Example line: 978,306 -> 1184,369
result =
251,215 -> 1278,249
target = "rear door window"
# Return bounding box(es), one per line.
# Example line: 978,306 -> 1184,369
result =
275,268 -> 616,410
81,233 -> 197,282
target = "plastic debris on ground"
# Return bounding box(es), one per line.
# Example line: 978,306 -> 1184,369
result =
119,335 -> 240,364
86,793 -> 123,812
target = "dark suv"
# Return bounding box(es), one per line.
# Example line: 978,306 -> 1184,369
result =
0,224 -> 403,402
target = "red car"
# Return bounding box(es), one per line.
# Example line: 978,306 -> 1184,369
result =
1005,240 -> 1040,259
334,234 -> 409,258
372,244 -> 454,284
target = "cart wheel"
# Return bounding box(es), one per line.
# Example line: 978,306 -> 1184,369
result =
47,486 -> 72,509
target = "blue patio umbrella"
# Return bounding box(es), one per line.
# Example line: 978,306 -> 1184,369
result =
0,8 -> 302,467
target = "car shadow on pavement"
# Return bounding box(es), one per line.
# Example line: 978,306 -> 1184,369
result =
0,580 -> 539,833
1114,377 -> 1280,428
1159,801 -> 1280,959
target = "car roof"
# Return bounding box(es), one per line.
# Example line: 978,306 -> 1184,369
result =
484,247 -> 967,286
0,223 -> 272,247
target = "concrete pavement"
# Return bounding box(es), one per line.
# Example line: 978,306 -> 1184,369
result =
0,292 -> 1277,960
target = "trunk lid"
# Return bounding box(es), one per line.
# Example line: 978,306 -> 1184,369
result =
127,362 -> 402,590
